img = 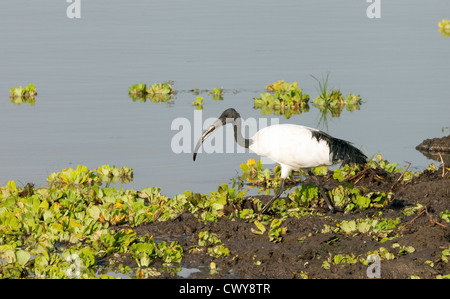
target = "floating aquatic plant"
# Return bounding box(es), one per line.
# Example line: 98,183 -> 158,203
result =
9,83 -> 37,105
438,19 -> 450,37
147,81 -> 175,95
208,87 -> 224,101
189,88 -> 208,95
96,165 -> 134,184
311,74 -> 363,118
253,80 -> 310,119
128,81 -> 176,103
46,164 -> 133,187
191,96 -> 204,109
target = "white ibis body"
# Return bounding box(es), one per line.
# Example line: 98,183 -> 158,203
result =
193,108 -> 367,213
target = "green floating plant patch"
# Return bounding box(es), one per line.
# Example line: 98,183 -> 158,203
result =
128,81 -> 176,103
208,87 -> 224,101
254,80 -> 310,119
9,83 -> 37,105
439,19 -> 450,37
191,96 -> 204,109
47,165 -> 133,187
310,73 -> 363,118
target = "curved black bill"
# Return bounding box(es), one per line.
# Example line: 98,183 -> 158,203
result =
193,119 -> 223,161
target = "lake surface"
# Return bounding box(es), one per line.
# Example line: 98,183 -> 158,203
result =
1,0 -> 449,197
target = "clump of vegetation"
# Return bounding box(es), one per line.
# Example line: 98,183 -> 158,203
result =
251,219 -> 287,243
46,165 -> 133,187
95,165 -> 134,184
254,80 -> 310,118
236,154 -> 418,214
440,210 -> 450,223
238,158 -> 302,193
208,87 -> 224,101
0,165 -> 189,278
191,96 -> 204,109
128,81 -> 176,102
311,74 -> 363,118
130,235 -> 183,267
9,83 -> 37,105
190,87 -> 226,109
192,231 -> 231,258
439,19 -> 450,37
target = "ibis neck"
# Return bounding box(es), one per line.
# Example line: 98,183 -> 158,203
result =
233,118 -> 251,148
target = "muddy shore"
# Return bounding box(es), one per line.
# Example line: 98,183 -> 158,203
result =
107,163 -> 449,279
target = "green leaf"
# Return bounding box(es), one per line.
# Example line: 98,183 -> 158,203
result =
39,199 -> 49,210
7,180 -> 18,191
354,195 -> 371,209
251,220 -> 266,235
440,210 -> 450,223
240,163 -> 249,173
16,249 -> 31,267
87,205 -> 101,221
25,83 -> 36,92
339,220 -> 357,234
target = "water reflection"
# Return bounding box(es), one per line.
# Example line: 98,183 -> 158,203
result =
10,97 -> 36,106
416,149 -> 450,165
129,93 -> 175,105
416,134 -> 450,165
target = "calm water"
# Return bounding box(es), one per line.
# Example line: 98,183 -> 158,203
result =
1,0 -> 449,197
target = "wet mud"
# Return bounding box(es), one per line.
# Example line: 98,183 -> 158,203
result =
108,164 -> 449,279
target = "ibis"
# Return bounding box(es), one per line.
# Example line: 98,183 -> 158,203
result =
193,108 -> 367,214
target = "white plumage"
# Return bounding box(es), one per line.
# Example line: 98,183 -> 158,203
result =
193,108 -> 367,213
250,124 -> 332,170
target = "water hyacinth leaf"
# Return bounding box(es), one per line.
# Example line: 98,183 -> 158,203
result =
87,205 -> 101,221
354,195 -> 371,209
339,220 -> 357,234
1,248 -> 16,264
208,245 -> 230,258
7,180 -> 18,191
440,210 -> 450,223
251,220 -> 266,235
268,219 -> 286,243
25,83 -> 36,92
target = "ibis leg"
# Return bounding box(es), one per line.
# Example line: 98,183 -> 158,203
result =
260,178 -> 285,214
308,171 -> 336,213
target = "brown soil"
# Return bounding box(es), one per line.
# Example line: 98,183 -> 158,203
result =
416,134 -> 450,152
416,134 -> 450,165
107,163 -> 450,279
